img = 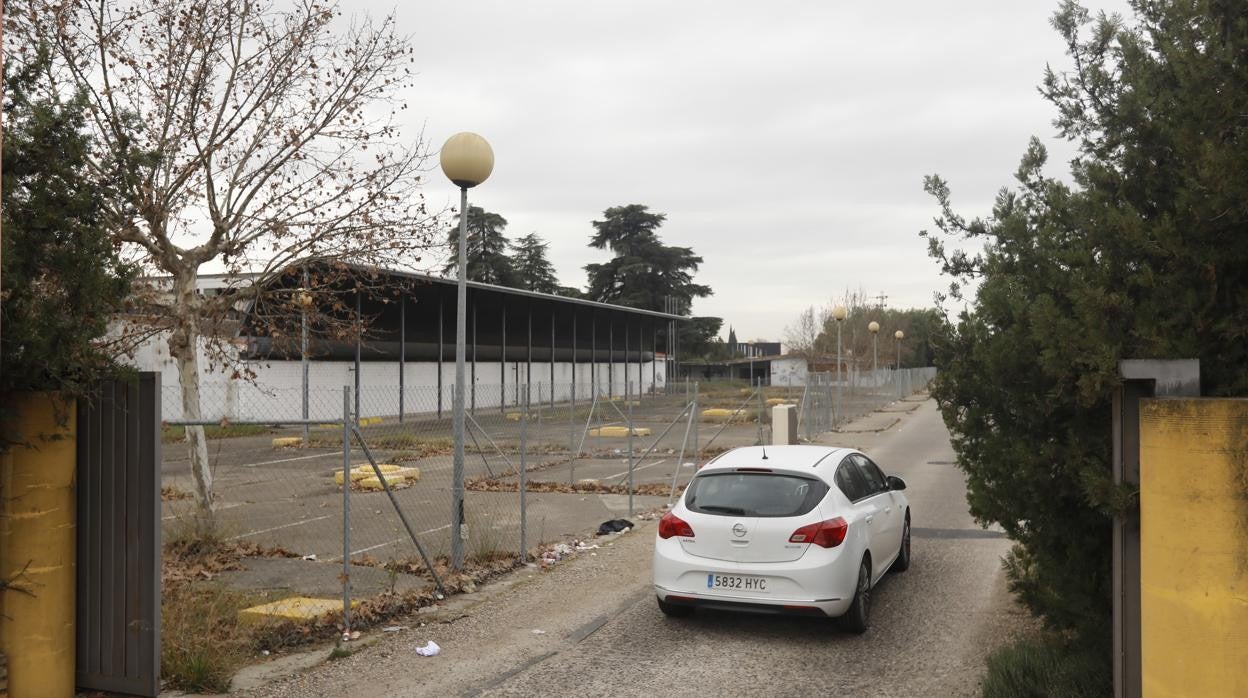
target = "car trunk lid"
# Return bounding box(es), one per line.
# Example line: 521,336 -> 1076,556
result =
677,468 -> 829,563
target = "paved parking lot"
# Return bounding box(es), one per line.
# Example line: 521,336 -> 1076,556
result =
241,396 -> 1024,697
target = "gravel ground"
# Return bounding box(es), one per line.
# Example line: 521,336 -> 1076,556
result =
230,399 -> 1027,697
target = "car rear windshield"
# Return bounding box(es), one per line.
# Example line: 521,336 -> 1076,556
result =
684,472 -> 828,517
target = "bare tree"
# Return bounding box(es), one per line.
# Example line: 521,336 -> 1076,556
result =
783,305 -> 827,359
9,0 -> 439,535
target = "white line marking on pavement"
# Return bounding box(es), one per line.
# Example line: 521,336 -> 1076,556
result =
242,452 -> 342,467
162,501 -> 244,521
226,514 -> 334,540
604,459 -> 667,480
335,524 -> 452,561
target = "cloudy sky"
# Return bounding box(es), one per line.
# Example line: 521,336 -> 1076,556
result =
376,0 -> 1131,341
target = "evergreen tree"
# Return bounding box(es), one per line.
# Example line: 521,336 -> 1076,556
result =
583,204 -> 711,311
510,233 -> 561,294
443,206 -> 519,286
922,1 -> 1248,683
583,204 -> 717,357
1,45 -> 133,415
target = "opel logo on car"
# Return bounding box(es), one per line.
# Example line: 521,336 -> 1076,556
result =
732,523 -> 748,537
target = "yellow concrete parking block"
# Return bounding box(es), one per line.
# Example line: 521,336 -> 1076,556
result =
333,464 -> 404,486
506,412 -> 522,421
358,467 -> 420,491
271,436 -> 303,448
766,398 -> 796,406
238,597 -> 352,626
701,408 -> 753,423
588,426 -> 651,437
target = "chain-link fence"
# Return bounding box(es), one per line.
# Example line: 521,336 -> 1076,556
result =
797,366 -> 938,439
158,368 -> 935,630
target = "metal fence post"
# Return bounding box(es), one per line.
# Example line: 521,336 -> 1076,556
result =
756,380 -> 765,445
537,383 -> 544,448
569,380 -> 577,456
341,386 -> 351,634
627,380 -> 635,518
520,386 -> 528,563
692,381 -> 700,462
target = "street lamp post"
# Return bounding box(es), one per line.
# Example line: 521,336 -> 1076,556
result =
441,132 -> 494,571
894,329 -> 905,369
868,321 -> 879,387
833,304 -> 846,428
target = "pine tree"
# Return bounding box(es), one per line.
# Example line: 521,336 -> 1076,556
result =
583,204 -> 711,312
510,233 -> 561,294
583,204 -> 717,357
1,45 -> 133,412
922,1 -> 1248,682
443,206 -> 519,286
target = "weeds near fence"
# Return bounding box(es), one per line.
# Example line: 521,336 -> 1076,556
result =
161,423 -> 274,443
161,582 -> 261,693
465,475 -> 681,498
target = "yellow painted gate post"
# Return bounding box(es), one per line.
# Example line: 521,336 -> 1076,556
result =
1139,398 -> 1248,697
0,393 -> 77,697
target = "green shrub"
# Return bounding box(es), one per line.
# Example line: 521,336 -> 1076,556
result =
981,638 -> 1110,698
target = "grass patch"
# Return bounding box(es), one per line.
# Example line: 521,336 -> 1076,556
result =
161,582 -> 262,693
981,638 -> 1110,698
308,431 -> 453,455
161,484 -> 192,501
162,423 -> 275,443
327,643 -> 353,661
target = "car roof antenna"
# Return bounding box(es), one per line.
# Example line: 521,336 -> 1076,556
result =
761,445 -> 768,460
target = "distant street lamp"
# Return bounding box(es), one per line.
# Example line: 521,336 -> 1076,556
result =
868,321 -> 880,384
441,132 -> 494,571
894,329 -> 905,370
833,305 -> 847,427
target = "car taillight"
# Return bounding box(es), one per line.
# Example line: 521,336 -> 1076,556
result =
658,511 -> 695,539
788,517 -> 848,548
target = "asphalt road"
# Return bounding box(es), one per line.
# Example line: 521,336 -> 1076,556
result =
241,398 -> 1027,697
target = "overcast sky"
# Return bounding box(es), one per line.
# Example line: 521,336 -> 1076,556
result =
375,0 -> 1131,342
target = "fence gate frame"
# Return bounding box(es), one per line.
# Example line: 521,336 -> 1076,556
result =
76,372 -> 162,697
1111,359 -> 1199,698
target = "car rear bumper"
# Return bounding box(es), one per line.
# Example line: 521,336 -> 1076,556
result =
652,538 -> 857,617
654,585 -> 846,617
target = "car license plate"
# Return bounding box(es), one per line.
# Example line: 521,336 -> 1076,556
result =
707,573 -> 768,592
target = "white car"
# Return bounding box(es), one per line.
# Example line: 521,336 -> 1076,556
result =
652,445 -> 910,633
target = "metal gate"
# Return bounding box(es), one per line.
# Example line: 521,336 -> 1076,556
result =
76,373 -> 161,696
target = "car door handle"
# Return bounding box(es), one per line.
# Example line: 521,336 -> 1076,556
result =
865,515 -> 874,524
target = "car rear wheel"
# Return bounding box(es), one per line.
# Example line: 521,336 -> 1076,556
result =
657,597 -> 694,618
890,513 -> 911,573
839,557 -> 871,634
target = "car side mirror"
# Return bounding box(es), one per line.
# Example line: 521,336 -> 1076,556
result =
886,475 -> 907,491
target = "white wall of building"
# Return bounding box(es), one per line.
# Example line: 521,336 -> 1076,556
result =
122,327 -> 666,421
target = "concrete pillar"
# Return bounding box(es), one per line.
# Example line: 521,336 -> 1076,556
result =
772,404 -> 798,445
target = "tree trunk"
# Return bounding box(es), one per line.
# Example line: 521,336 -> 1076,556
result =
168,271 -> 216,537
